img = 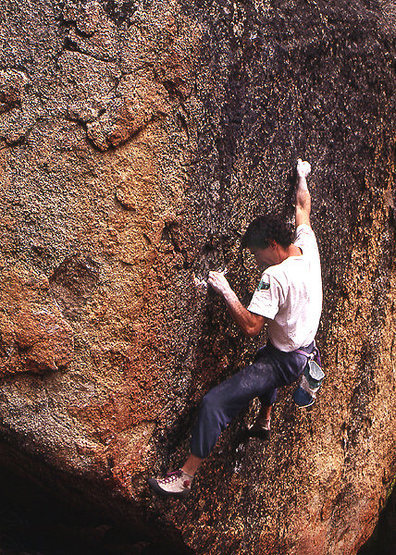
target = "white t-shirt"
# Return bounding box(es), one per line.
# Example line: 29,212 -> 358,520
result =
247,224 -> 322,352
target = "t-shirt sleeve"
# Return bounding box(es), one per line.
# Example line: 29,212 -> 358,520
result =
247,272 -> 283,320
294,224 -> 319,259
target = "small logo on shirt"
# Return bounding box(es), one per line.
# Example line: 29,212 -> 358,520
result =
257,279 -> 270,291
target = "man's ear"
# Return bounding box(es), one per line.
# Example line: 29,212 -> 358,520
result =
269,240 -> 277,249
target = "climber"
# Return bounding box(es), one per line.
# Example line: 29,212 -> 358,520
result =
148,159 -> 322,498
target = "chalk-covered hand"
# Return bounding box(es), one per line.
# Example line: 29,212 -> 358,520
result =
297,158 -> 311,179
207,271 -> 231,296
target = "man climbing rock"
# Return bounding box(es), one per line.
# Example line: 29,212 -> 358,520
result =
148,159 -> 322,498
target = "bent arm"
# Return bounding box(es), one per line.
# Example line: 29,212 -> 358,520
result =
222,288 -> 266,337
295,159 -> 311,227
207,271 -> 266,337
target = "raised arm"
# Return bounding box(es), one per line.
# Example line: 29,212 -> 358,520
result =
295,158 -> 311,227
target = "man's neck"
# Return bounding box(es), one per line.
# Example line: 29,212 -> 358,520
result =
278,244 -> 302,263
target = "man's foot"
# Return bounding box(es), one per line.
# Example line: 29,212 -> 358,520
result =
246,422 -> 271,441
148,469 -> 193,498
240,417 -> 271,441
293,386 -> 316,408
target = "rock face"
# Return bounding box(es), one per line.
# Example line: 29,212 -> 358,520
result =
0,0 -> 395,553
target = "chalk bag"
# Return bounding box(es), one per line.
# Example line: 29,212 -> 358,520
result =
293,358 -> 325,408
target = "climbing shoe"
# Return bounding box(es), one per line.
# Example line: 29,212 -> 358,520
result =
239,418 -> 271,442
148,469 -> 193,498
246,422 -> 270,441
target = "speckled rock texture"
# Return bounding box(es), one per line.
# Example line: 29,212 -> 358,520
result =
0,1 -> 395,553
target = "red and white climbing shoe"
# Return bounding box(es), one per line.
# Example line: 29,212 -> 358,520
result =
148,469 -> 193,498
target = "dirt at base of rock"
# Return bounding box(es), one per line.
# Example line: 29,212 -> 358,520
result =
0,466 -> 192,555
0,467 -> 394,555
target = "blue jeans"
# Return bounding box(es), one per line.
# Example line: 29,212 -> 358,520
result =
190,341 -> 314,458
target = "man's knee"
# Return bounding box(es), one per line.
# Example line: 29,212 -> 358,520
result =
201,390 -> 219,412
200,389 -> 229,424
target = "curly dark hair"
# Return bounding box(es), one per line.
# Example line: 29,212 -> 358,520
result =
241,215 -> 294,249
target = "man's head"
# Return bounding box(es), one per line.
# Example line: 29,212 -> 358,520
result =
241,215 -> 294,267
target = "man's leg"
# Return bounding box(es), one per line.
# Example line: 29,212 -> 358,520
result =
182,453 -> 202,476
148,346 -> 308,497
148,356 -> 279,497
246,388 -> 276,439
257,403 -> 273,423
188,344 -> 312,453
188,358 -> 279,459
